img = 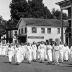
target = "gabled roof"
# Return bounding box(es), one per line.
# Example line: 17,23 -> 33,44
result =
18,18 -> 68,27
56,0 -> 70,8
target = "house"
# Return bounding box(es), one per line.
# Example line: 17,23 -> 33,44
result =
17,18 -> 68,44
1,33 -> 6,44
56,0 -> 72,46
6,24 -> 18,44
6,28 -> 18,44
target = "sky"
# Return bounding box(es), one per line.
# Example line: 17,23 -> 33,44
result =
0,0 -> 64,20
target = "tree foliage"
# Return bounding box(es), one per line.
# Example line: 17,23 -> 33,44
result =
9,0 -> 53,26
0,16 -> 7,36
28,0 -> 52,18
10,0 -> 28,20
52,8 -> 68,20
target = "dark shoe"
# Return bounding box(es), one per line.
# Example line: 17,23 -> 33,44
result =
9,62 -> 11,64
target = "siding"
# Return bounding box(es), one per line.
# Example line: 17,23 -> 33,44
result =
27,26 -> 66,43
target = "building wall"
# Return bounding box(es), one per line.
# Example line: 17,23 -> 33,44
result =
18,19 -> 66,44
27,26 -> 66,43
18,19 -> 26,35
7,30 -> 18,43
12,30 -> 18,44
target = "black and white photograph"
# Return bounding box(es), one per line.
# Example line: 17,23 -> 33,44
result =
0,0 -> 72,72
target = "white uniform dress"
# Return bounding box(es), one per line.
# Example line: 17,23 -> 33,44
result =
39,44 -> 45,61
3,46 -> 6,56
24,45 -> 28,60
8,46 -> 14,62
27,45 -> 32,63
1,46 -> 4,56
32,44 -> 37,60
69,46 -> 72,61
64,46 -> 70,61
21,45 -> 27,60
46,45 -> 52,62
37,45 -> 40,60
15,46 -> 24,64
0,45 -> 2,55
54,46 -> 60,63
59,44 -> 64,62
44,45 -> 47,60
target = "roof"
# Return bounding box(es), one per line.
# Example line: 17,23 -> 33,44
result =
56,0 -> 70,7
18,18 -> 69,27
6,24 -> 18,30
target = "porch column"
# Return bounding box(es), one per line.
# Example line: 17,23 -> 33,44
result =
70,0 -> 72,46
61,8 -> 64,44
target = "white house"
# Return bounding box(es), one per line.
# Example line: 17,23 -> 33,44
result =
17,18 -> 68,44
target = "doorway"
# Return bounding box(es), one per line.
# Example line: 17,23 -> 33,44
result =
18,36 -> 27,43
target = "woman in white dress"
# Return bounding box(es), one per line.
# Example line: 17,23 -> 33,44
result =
7,45 -> 14,63
0,44 -> 2,55
63,44 -> 70,61
59,43 -> 64,63
15,45 -> 24,65
39,42 -> 45,63
27,43 -> 32,63
46,42 -> 53,64
32,42 -> 37,61
54,42 -> 60,64
37,44 -> 41,60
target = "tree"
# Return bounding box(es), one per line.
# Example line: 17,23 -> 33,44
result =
0,16 -> 7,36
9,0 -> 53,26
28,0 -> 52,18
10,0 -> 28,20
52,8 -> 68,20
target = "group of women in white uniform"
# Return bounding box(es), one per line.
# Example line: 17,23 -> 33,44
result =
0,42 -> 72,65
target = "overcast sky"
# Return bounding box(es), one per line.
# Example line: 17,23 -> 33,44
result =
0,0 -> 64,20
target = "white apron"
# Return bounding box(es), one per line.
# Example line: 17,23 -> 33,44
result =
8,46 -> 14,62
15,46 -> 24,63
32,44 -> 37,60
39,44 -> 45,61
27,45 -> 32,62
64,46 -> 70,61
47,45 -> 52,62
59,45 -> 64,62
54,46 -> 59,63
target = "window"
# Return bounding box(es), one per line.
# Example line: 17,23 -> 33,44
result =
41,28 -> 45,33
69,20 -> 71,27
47,28 -> 51,34
14,31 -> 17,36
25,27 -> 27,33
15,31 -> 17,34
21,28 -> 23,34
57,28 -> 60,34
19,29 -> 20,35
32,27 -> 37,33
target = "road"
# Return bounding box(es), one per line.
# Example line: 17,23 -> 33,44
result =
0,56 -> 72,72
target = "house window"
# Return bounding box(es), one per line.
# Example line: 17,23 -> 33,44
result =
25,27 -> 27,33
57,28 -> 60,34
41,28 -> 45,33
47,28 -> 51,34
15,31 -> 17,34
32,27 -> 37,33
19,29 -> 20,35
21,28 -> 23,34
14,31 -> 17,36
